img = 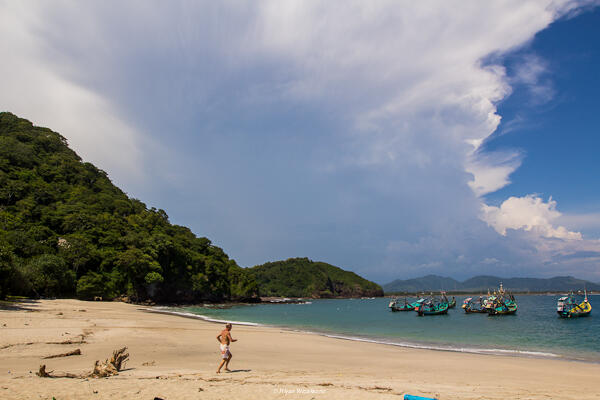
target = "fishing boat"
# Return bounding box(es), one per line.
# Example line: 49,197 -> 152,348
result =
482,289 -> 494,310
462,296 -> 487,313
410,295 -> 425,310
415,294 -> 449,316
486,283 -> 517,315
557,291 -> 592,318
448,296 -> 457,309
412,298 -> 426,311
389,297 -> 415,312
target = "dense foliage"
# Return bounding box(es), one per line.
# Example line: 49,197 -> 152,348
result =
249,257 -> 383,298
0,112 -> 257,302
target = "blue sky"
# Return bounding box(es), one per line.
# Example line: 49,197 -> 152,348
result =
485,7 -> 600,224
1,1 -> 600,283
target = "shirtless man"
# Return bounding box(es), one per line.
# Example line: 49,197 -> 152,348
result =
216,323 -> 237,373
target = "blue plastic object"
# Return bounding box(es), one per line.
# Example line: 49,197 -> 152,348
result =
404,395 -> 438,400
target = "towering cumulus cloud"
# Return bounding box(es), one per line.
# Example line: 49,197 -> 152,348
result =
481,196 -> 581,240
1,0 -> 598,280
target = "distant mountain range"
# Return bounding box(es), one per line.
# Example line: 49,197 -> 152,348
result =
383,275 -> 600,294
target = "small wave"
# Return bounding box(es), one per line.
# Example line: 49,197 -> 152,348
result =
322,334 -> 560,359
144,307 -> 260,326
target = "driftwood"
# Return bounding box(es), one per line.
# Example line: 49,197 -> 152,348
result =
46,334 -> 87,345
42,348 -> 81,359
36,364 -> 51,377
110,346 -> 129,371
89,346 -> 129,378
46,338 -> 87,345
1,335 -> 86,350
36,365 -> 78,378
0,342 -> 35,350
37,346 -> 129,379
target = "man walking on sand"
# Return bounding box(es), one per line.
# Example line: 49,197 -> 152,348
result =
216,323 -> 237,373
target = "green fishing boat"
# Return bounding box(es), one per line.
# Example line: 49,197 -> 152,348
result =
415,294 -> 449,316
448,296 -> 457,309
557,291 -> 592,318
486,283 -> 517,315
410,296 -> 425,309
389,297 -> 415,312
462,296 -> 487,313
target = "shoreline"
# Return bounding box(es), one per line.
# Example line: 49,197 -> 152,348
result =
149,306 -> 599,364
2,299 -> 600,399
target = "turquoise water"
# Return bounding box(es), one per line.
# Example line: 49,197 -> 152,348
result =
172,295 -> 600,362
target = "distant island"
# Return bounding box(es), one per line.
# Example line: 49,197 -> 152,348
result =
249,257 -> 383,298
0,113 -> 379,303
383,274 -> 600,294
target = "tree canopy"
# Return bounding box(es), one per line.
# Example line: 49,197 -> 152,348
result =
249,257 -> 383,298
0,112 -> 257,302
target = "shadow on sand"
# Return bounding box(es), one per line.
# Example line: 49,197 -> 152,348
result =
0,299 -> 40,312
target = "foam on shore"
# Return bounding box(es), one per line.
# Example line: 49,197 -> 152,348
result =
322,334 -> 561,359
143,307 -> 261,326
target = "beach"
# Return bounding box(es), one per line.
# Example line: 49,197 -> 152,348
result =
1,300 -> 599,400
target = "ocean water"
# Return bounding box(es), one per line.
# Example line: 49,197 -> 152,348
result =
170,294 -> 600,362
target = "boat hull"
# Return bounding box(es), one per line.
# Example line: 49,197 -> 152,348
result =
391,305 -> 415,312
464,308 -> 487,314
557,310 -> 591,318
487,305 -> 517,315
418,309 -> 448,316
416,303 -> 449,316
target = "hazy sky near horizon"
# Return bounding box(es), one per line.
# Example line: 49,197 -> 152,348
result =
2,1 -> 600,283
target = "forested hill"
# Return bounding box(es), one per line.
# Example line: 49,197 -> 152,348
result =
0,112 -> 258,302
249,258 -> 384,298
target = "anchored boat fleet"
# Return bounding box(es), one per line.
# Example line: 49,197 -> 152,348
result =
388,283 -> 592,318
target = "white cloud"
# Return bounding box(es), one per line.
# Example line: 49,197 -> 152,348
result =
481,195 -> 582,240
513,54 -> 547,85
482,257 -> 500,264
511,54 -> 555,104
466,150 -> 523,196
0,2 -> 146,188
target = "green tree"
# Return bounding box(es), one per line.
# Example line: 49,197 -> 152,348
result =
23,254 -> 75,297
76,271 -> 107,300
0,242 -> 15,299
76,269 -> 122,300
